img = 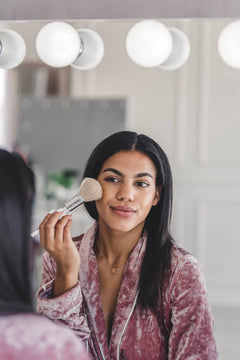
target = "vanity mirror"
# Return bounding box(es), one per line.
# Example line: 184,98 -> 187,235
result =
0,17 -> 240,359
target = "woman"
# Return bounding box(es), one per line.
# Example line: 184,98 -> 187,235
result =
37,131 -> 218,359
0,149 -> 89,360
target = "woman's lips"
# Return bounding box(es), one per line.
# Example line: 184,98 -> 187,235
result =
111,206 -> 136,217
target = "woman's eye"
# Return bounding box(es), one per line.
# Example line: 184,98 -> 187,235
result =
105,177 -> 119,183
136,181 -> 149,188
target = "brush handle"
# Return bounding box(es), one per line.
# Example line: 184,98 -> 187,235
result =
64,195 -> 84,212
31,229 -> 40,238
31,208 -> 71,238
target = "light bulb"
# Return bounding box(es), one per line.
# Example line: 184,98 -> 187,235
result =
0,29 -> 26,69
218,20 -> 240,69
35,22 -> 80,68
126,20 -> 173,68
71,28 -> 104,70
159,27 -> 191,70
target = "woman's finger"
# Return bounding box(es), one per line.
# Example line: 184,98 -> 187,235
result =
39,211 -> 55,248
44,210 -> 65,247
63,217 -> 73,243
39,209 -> 64,249
54,214 -> 72,245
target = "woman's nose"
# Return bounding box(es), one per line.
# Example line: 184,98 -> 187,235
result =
117,183 -> 134,202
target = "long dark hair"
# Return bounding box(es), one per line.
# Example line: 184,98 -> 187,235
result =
83,131 -> 173,309
0,149 -> 35,315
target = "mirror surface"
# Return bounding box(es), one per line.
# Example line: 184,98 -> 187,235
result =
1,19 -> 240,359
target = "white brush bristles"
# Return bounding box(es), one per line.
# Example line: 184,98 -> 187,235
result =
79,177 -> 102,202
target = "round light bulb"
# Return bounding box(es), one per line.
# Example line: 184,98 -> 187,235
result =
0,29 -> 26,69
36,22 -> 81,68
126,20 -> 172,68
159,27 -> 191,70
218,20 -> 240,69
71,29 -> 104,70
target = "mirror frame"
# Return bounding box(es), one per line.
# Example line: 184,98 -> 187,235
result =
0,0 -> 240,20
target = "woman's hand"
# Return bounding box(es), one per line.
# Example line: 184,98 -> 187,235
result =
39,210 -> 80,297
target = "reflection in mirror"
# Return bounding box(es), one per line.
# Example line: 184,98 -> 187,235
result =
1,19 -> 240,359
0,29 -> 26,69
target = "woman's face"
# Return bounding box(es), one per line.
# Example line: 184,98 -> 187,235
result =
96,150 -> 160,233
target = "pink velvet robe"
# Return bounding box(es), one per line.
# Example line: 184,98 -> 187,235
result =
37,221 -> 218,359
0,313 -> 89,360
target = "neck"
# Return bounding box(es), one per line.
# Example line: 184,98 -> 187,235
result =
95,220 -> 144,265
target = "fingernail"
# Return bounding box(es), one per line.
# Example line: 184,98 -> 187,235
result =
56,208 -> 65,212
48,209 -> 56,214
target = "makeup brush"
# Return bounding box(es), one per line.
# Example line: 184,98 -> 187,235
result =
31,177 -> 102,238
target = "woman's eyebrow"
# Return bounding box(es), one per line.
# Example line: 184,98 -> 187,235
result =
135,172 -> 153,179
103,168 -> 124,177
102,168 -> 153,179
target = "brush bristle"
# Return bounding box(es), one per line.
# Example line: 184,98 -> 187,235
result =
79,177 -> 102,202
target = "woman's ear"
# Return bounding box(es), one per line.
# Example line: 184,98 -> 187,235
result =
152,186 -> 161,206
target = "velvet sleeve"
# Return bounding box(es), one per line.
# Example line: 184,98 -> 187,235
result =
36,251 -> 90,340
167,255 -> 218,360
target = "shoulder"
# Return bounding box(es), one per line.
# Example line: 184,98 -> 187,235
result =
160,244 -> 209,314
168,244 -> 204,290
0,313 -> 89,359
170,243 -> 201,272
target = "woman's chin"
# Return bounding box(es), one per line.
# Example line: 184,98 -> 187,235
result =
100,217 -> 144,234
